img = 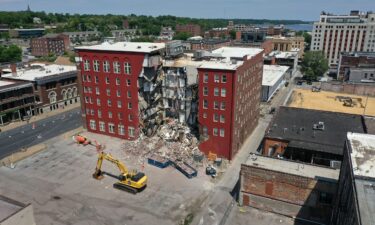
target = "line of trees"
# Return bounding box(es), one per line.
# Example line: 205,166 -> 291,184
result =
0,45 -> 22,63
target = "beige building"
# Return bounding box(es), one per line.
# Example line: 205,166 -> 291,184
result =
267,36 -> 305,58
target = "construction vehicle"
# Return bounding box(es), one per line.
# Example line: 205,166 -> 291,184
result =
93,151 -> 147,194
73,135 -> 104,151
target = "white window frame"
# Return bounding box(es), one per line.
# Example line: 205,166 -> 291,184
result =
213,128 -> 218,136
220,102 -> 226,110
105,77 -> 110,84
116,90 -> 121,97
95,87 -> 100,95
98,109 -> 102,118
97,98 -> 101,106
84,59 -> 90,71
116,77 -> 120,85
203,86 -> 208,96
107,99 -> 112,107
203,73 -> 208,83
220,115 -> 225,123
203,126 -> 208,136
108,123 -> 115,134
124,62 -> 131,75
89,120 -> 96,130
220,128 -> 225,137
127,91 -> 131,98
106,89 -> 110,96
203,99 -> 208,109
126,79 -> 131,86
113,61 -> 120,74
118,125 -> 125,135
128,114 -> 133,121
93,60 -> 99,72
214,74 -> 220,83
221,88 -> 226,97
222,74 -> 227,83
128,102 -> 132,109
214,87 -> 219,96
117,100 -> 122,108
128,126 -> 135,137
99,121 -> 105,132
214,101 -> 219,109
108,111 -> 112,118
103,60 -> 110,73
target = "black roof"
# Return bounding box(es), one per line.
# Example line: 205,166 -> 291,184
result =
266,107 -> 366,155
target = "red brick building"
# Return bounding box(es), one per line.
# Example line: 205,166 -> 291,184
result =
176,24 -> 201,36
75,42 -> 165,140
30,34 -> 70,57
197,47 -> 263,160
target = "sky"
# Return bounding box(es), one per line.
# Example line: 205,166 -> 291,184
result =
0,0 -> 374,21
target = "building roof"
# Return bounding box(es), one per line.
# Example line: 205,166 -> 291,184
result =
2,64 -> 76,82
341,51 -> 375,58
266,107 -> 365,155
244,154 -> 339,181
364,116 -> 375,134
346,132 -> 375,225
268,51 -> 298,59
0,79 -> 32,93
75,42 -> 165,53
212,47 -> 263,60
262,65 -> 289,86
0,195 -> 27,222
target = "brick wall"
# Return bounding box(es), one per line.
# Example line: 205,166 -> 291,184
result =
321,82 -> 375,97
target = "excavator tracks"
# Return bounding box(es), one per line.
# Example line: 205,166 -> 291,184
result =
113,182 -> 138,194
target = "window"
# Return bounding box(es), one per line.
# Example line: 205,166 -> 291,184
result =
93,60 -> 99,72
221,88 -> 226,97
107,99 -> 112,106
222,75 -> 227,83
214,74 -> 220,83
90,109 -> 95,115
127,91 -> 131,98
95,87 -> 100,95
203,99 -> 208,109
89,120 -> 96,130
220,102 -> 226,110
126,79 -> 131,86
86,75 -> 91,82
124,62 -> 131,74
220,115 -> 225,123
203,73 -> 208,83
97,98 -> 101,106
213,128 -> 218,136
105,76 -> 109,84
128,126 -> 135,137
203,126 -> 208,136
220,128 -> 224,137
116,77 -> 120,85
117,100 -> 122,108
203,87 -> 208,96
118,125 -> 125,135
106,89 -> 110,96
99,121 -> 105,132
95,76 -> 98,83
103,60 -> 110,73
213,113 -> 219,122
116,90 -> 121,97
214,101 -> 219,109
214,88 -> 219,96
118,112 -> 123,120
84,59 -> 90,71
108,111 -> 112,118
108,123 -> 115,134
113,61 -> 120,74
98,109 -> 102,118
85,96 -> 89,103
128,102 -> 132,109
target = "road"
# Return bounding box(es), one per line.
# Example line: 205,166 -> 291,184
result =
0,108 -> 82,159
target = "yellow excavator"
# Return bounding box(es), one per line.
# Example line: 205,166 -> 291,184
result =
92,151 -> 148,194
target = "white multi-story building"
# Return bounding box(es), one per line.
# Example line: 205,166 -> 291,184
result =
311,11 -> 375,68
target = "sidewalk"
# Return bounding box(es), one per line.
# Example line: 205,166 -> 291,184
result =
0,103 -> 81,132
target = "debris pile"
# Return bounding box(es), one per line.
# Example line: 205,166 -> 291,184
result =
122,119 -> 203,166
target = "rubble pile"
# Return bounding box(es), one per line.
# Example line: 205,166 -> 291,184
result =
122,119 -> 203,166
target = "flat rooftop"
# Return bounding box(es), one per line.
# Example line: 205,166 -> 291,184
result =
0,79 -> 32,93
268,51 -> 298,59
364,116 -> 375,134
2,64 -> 77,81
266,107 -> 365,155
287,89 -> 375,116
346,132 -> 375,225
75,42 -> 165,53
244,154 -> 339,181
262,65 -> 289,86
212,47 -> 263,60
0,195 -> 25,222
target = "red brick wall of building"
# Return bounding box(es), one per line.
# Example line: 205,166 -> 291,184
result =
77,50 -> 145,140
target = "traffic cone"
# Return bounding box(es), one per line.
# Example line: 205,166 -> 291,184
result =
32,123 -> 35,129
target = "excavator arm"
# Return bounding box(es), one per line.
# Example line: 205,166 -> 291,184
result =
93,152 -> 128,180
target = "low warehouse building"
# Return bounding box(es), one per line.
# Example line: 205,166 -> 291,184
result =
0,195 -> 36,225
261,65 -> 289,102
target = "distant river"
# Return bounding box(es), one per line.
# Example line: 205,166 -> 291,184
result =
285,24 -> 313,31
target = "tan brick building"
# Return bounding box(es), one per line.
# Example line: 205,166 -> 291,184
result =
267,36 -> 305,58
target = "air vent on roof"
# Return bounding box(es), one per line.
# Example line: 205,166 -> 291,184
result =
137,46 -> 141,49
313,121 -> 325,131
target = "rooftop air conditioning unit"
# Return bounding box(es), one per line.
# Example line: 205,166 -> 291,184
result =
330,160 -> 341,169
313,121 -> 325,131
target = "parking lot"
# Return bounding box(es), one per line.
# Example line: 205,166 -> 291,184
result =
0,131 -> 213,225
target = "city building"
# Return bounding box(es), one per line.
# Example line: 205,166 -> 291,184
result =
262,107 -> 366,167
30,34 -> 70,57
197,47 -> 264,160
111,29 -> 137,42
264,51 -> 299,76
310,11 -> 375,68
338,52 -> 375,81
331,132 -> 375,225
0,76 -> 35,126
9,28 -> 45,38
239,154 -> 339,225
261,65 -> 289,102
63,31 -> 102,43
175,24 -> 201,36
2,64 -> 78,114
185,38 -> 231,51
240,29 -> 267,43
267,36 -> 305,58
232,39 -> 274,55
204,27 -> 229,39
158,27 -> 175,41
164,40 -> 184,58
75,42 -> 165,139
0,195 -> 36,225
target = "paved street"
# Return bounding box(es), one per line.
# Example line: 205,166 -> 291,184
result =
0,108 -> 82,159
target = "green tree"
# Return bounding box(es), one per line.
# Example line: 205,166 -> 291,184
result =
229,30 -> 236,40
303,32 -> 312,51
0,44 -> 22,63
301,51 -> 328,81
173,32 -> 191,41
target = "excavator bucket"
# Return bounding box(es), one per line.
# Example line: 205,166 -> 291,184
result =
92,169 -> 104,180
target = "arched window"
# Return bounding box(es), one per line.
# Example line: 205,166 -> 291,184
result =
61,89 -> 67,100
48,91 -> 57,104
72,87 -> 78,97
124,61 -> 131,75
67,88 -> 73,99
